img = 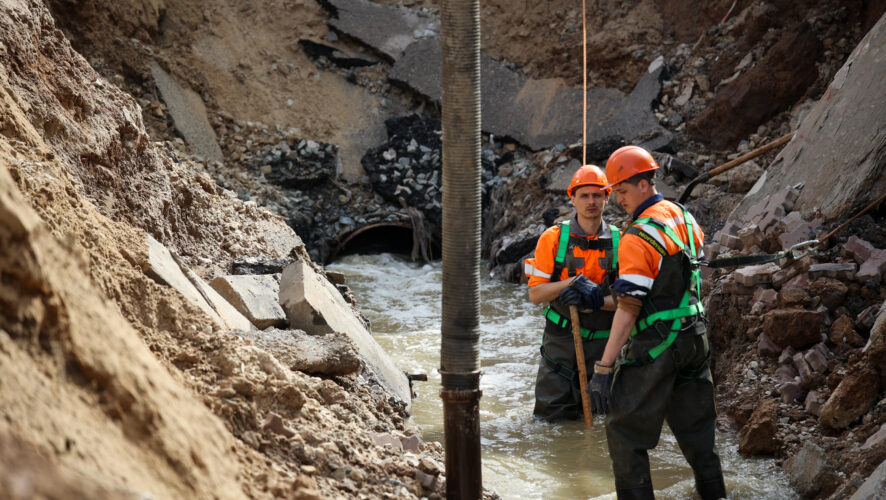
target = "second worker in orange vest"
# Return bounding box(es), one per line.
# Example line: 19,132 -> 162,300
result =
589,146 -> 726,500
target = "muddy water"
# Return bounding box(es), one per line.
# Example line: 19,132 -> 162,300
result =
328,254 -> 797,499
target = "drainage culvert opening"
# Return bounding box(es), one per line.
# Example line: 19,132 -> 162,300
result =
326,223 -> 441,264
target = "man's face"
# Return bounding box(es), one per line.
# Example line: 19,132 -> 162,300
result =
612,180 -> 646,215
571,185 -> 608,220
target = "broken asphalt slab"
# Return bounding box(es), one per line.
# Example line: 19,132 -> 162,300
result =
389,38 -> 669,151
323,0 -> 438,61
299,39 -> 380,68
151,61 -> 224,163
324,0 -> 669,151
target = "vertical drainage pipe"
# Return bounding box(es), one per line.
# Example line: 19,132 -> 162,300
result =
439,0 -> 482,498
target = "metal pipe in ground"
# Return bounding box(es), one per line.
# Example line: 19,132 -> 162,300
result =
439,0 -> 482,498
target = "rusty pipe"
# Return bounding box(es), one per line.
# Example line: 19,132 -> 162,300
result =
440,0 -> 483,497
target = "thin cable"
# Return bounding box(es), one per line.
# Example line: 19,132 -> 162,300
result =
582,0 -> 587,165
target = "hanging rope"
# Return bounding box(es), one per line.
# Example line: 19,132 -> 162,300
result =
721,0 -> 738,24
582,0 -> 587,165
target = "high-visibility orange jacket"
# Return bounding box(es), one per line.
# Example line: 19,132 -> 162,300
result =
525,216 -> 615,287
612,194 -> 705,300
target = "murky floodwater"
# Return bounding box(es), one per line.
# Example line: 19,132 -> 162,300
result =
328,254 -> 797,500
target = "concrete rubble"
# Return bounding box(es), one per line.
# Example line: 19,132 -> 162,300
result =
279,259 -> 412,407
707,201 -> 886,498
788,441 -> 834,497
144,234 -> 254,332
240,328 -> 361,376
210,274 -> 288,329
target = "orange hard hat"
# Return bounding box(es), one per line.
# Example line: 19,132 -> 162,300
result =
567,164 -> 610,197
604,145 -> 659,188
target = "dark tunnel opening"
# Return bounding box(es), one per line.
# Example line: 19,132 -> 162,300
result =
325,223 -> 442,264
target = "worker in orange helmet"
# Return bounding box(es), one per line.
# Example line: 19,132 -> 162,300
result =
523,164 -> 620,421
589,146 -> 726,499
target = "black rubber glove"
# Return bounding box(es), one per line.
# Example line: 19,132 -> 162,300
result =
587,362 -> 614,414
558,284 -> 582,305
559,275 -> 604,310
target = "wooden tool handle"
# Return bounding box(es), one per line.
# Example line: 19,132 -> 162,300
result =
707,131 -> 795,177
570,305 -> 593,428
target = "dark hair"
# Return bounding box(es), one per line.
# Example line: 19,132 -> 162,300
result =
623,170 -> 655,187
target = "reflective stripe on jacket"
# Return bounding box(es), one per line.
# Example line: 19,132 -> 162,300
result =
525,217 -> 618,333
525,218 -> 614,286
612,198 -> 704,300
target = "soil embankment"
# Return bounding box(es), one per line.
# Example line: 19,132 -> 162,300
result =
2,0 -> 885,498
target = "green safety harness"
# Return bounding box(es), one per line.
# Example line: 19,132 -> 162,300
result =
540,220 -> 620,379
621,208 -> 704,366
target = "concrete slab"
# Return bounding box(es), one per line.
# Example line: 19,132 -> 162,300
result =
279,260 -> 411,407
325,0 -> 438,61
808,263 -> 856,281
151,62 -> 223,162
210,275 -> 288,329
389,38 -> 667,150
187,268 -> 255,332
240,328 -> 361,376
144,235 -> 252,332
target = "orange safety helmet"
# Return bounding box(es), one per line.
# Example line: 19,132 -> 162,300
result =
567,164 -> 610,197
604,145 -> 659,188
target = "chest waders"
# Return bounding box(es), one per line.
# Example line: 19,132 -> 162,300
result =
621,209 -> 707,383
540,220 -> 620,380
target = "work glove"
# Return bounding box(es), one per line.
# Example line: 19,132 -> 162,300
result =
587,362 -> 614,415
558,275 -> 604,310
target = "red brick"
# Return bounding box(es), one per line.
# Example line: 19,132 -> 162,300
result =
804,391 -> 823,416
793,352 -> 815,388
857,249 -> 886,284
758,333 -> 782,357
780,381 -> 803,403
738,224 -> 764,250
752,287 -> 778,307
778,346 -> 797,365
844,236 -> 875,263
804,348 -> 828,373
776,364 -> 798,383
735,262 -> 781,286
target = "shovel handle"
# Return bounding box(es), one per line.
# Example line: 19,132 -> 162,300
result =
570,305 -> 593,427
677,131 -> 795,203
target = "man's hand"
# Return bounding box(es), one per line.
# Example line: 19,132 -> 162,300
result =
587,362 -> 613,414
558,275 -> 604,310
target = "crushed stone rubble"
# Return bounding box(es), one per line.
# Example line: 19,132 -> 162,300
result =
361,114 -> 502,227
